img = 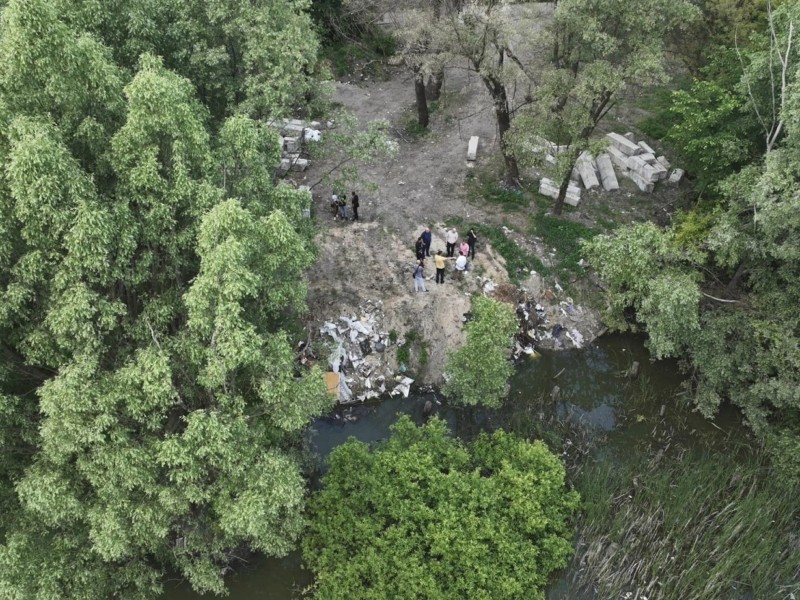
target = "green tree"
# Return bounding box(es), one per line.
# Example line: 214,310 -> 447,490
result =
0,0 -> 334,596
303,416 -> 579,600
443,296 -> 517,407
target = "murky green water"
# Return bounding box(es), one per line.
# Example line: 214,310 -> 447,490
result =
162,333 -> 744,600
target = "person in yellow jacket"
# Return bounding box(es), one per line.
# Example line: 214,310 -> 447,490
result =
433,250 -> 455,284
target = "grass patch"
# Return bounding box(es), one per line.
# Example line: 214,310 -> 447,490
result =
466,173 -> 529,210
404,117 -> 430,139
447,216 -> 548,283
576,450 -> 800,599
396,329 -> 427,375
530,213 -> 597,277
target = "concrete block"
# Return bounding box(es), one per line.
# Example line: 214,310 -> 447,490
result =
626,155 -> 660,183
283,136 -> 300,152
607,132 -> 644,156
624,132 -> 635,141
276,158 -> 291,176
639,152 -> 656,164
539,177 -> 581,206
289,158 -> 309,172
607,146 -> 629,170
595,153 -> 619,191
656,155 -> 671,170
638,140 -> 656,155
650,162 -> 668,181
624,169 -> 655,193
467,136 -> 479,161
281,123 -> 305,137
668,168 -> 685,185
576,151 -> 600,189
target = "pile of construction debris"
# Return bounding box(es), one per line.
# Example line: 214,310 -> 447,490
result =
538,132 -> 685,206
272,118 -> 326,176
318,298 -> 415,404
512,270 -> 598,359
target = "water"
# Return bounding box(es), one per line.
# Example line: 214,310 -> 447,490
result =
162,333 -> 744,600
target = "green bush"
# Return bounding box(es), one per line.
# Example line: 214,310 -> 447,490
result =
443,296 -> 517,408
304,416 -> 580,600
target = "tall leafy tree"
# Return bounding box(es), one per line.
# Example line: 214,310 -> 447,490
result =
0,0 -> 333,597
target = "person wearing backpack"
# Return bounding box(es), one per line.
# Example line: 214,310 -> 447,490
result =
413,259 -> 428,292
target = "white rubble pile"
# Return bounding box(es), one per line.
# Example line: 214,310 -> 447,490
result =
319,299 -> 414,404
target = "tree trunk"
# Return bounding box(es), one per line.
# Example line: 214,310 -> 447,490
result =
554,150 -> 582,216
553,175 -> 571,216
494,91 -> 519,186
726,262 -> 748,294
426,69 -> 444,101
415,72 -> 429,128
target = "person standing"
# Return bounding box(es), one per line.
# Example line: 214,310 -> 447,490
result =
415,236 -> 425,260
459,240 -> 469,258
421,227 -> 432,257
413,259 -> 428,292
455,252 -> 468,273
434,250 -> 453,284
351,191 -> 360,221
467,228 -> 477,259
445,228 -> 458,257
330,192 -> 339,218
338,195 -> 347,220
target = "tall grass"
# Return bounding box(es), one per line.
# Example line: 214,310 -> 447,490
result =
575,451 -> 800,599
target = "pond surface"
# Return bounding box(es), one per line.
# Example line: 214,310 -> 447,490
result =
162,333 -> 744,600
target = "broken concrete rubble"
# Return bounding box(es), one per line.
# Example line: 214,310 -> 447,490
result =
319,298 -> 417,404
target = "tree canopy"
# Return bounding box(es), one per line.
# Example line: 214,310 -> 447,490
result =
303,416 -> 580,600
0,0 -> 333,597
586,1 -> 800,484
443,296 -> 517,408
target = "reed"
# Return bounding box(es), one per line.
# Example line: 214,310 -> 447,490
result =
574,450 -> 800,599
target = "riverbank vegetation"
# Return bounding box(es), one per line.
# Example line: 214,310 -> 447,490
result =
577,449 -> 800,598
586,0 -> 800,483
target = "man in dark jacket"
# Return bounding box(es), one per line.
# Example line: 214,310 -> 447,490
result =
415,236 -> 425,260
351,191 -> 360,221
421,227 -> 432,257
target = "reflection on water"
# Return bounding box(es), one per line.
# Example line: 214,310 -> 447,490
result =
162,334 -> 743,600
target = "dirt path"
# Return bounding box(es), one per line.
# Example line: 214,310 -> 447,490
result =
300,4 -> 603,396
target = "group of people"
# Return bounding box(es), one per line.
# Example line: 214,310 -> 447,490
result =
413,227 -> 478,292
330,191 -> 360,221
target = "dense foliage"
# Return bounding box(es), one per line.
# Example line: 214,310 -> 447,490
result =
0,0 -> 334,597
443,296 -> 517,407
586,2 -> 800,483
303,416 -> 580,600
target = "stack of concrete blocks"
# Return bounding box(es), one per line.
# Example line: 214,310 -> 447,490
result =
605,132 -> 670,192
539,177 -> 582,207
272,118 -> 323,176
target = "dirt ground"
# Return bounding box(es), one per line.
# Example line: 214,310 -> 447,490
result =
297,3 -> 680,393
